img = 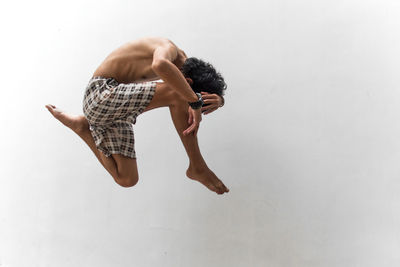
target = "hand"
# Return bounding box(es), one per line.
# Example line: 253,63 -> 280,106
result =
183,106 -> 202,136
200,92 -> 223,115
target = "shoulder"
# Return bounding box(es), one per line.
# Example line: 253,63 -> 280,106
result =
135,36 -> 175,48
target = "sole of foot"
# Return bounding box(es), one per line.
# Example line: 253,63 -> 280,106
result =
186,168 -> 229,195
45,104 -> 87,132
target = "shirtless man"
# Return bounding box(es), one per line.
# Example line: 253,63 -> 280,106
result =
45,37 -> 229,194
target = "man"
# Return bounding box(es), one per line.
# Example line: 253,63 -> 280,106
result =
45,37 -> 229,195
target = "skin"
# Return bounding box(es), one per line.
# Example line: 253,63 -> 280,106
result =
93,36 -> 224,120
45,37 -> 229,194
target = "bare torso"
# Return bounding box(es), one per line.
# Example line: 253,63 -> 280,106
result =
93,37 -> 186,83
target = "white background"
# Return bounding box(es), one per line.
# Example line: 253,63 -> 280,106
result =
1,0 -> 400,266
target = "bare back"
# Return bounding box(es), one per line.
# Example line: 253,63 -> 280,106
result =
93,37 -> 186,83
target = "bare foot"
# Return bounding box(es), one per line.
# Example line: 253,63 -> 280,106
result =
45,104 -> 88,133
186,167 -> 229,195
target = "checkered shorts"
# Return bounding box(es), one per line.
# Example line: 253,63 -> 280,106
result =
82,76 -> 156,159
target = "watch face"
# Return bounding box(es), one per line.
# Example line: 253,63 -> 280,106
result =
189,93 -> 204,109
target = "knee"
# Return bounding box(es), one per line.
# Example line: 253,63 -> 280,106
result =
115,174 -> 139,188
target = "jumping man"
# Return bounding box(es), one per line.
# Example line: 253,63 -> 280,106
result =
45,37 -> 229,194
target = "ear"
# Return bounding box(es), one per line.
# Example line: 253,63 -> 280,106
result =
185,77 -> 193,85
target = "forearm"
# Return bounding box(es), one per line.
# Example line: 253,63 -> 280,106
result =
152,60 -> 198,103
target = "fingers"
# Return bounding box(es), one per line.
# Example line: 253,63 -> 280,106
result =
183,119 -> 197,136
183,124 -> 199,136
201,93 -> 224,110
201,100 -> 219,114
188,109 -> 193,124
201,105 -> 212,113
200,92 -> 220,115
203,100 -> 219,106
185,120 -> 200,136
182,123 -> 192,135
201,94 -> 218,101
201,92 -> 221,105
183,108 -> 202,136
203,107 -> 218,115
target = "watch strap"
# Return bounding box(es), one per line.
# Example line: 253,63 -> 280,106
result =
188,93 -> 204,109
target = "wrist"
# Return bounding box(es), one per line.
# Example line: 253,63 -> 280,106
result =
188,93 -> 204,109
189,93 -> 198,103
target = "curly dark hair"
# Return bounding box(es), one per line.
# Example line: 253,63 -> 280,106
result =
181,57 -> 227,96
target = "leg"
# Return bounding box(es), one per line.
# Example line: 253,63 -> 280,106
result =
45,104 -> 138,187
168,101 -> 229,194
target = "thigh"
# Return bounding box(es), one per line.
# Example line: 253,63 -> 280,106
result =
106,81 -> 157,123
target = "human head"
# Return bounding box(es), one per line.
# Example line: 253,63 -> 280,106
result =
181,57 -> 227,96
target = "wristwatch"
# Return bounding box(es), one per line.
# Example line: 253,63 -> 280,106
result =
188,93 -> 204,109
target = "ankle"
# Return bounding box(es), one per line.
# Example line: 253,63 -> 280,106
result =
188,163 -> 208,174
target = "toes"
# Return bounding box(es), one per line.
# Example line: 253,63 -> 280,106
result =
215,186 -> 225,195
45,104 -> 54,110
215,182 -> 229,194
206,183 -> 219,194
223,184 -> 229,193
45,105 -> 53,113
45,104 -> 56,109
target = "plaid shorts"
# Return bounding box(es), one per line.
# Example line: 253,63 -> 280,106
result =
82,76 -> 156,159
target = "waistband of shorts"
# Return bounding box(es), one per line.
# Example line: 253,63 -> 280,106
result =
90,76 -> 120,84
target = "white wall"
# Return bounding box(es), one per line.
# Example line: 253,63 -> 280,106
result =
1,0 -> 400,266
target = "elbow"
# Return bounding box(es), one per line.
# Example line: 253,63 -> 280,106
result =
152,59 -> 169,72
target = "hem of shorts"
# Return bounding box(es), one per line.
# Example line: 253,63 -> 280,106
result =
88,127 -> 137,159
97,147 -> 137,159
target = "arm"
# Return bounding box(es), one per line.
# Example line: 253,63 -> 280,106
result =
152,44 -> 198,103
152,43 -> 202,136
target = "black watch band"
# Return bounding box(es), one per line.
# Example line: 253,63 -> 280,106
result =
188,93 -> 204,109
